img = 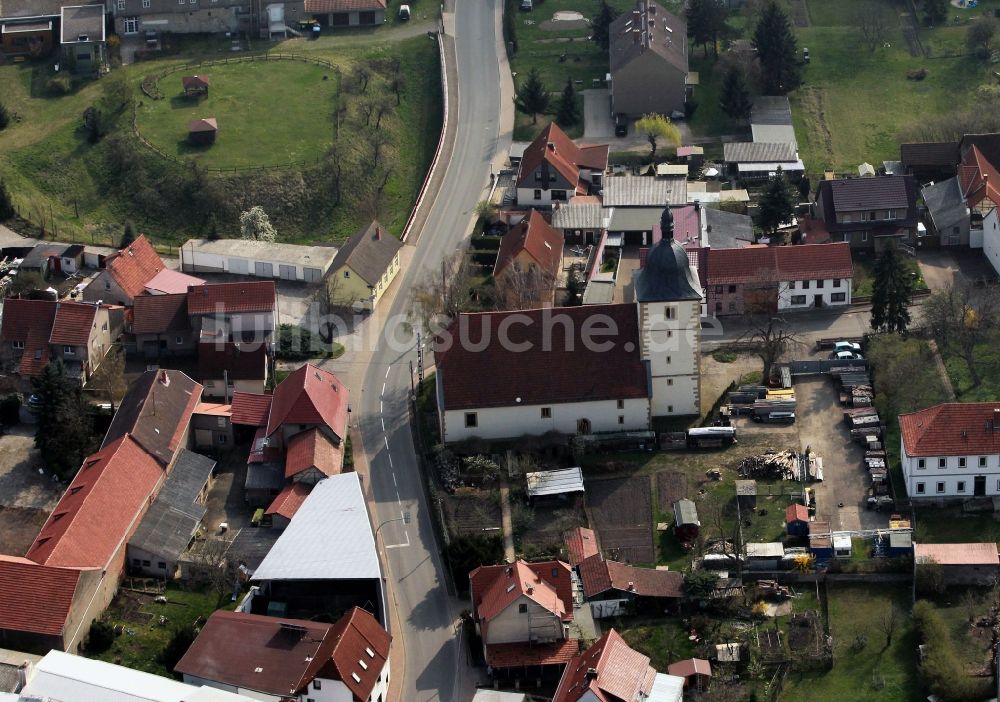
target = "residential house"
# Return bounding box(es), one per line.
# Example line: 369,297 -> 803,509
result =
327,220 -> 403,311
198,342 -> 269,399
304,0 -> 386,27
177,609 -> 389,702
191,401 -> 234,450
60,5 -> 107,74
59,245 -> 85,274
552,629 -> 684,702
608,0 -> 689,119
898,402 -> 1000,500
515,123 -> 608,208
187,281 -> 277,348
246,473 -> 384,625
921,176 -> 971,248
0,299 -> 114,391
750,96 -> 796,150
493,210 -> 564,308
704,242 -> 854,316
722,141 -> 804,183
551,197 -> 605,245
13,650 -> 258,702
0,0 -> 62,57
131,292 -> 197,358
82,235 -> 168,306
563,527 -> 599,567
667,658 -> 711,691
180,239 -> 337,282
957,145 -> 1000,242
127,449 -> 216,578
111,0 -> 305,38
913,543 -> 1000,585
577,555 -> 683,619
469,560 -> 577,672
900,141 -> 959,182
810,176 -> 918,251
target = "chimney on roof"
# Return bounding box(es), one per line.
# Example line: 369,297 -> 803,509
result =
374,227 -> 382,240
585,668 -> 598,681
526,585 -> 534,594
159,370 -> 170,387
639,247 -> 649,268
627,581 -> 635,591
547,141 -> 556,152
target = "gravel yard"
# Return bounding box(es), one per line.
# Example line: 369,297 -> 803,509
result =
0,425 -> 63,554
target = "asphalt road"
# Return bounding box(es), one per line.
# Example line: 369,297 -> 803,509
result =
357,2 -> 505,700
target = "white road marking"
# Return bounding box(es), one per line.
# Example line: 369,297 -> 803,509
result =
385,367 -> 391,379
385,436 -> 390,451
380,401 -> 383,414
385,530 -> 410,549
392,473 -> 398,487
382,382 -> 386,395
381,417 -> 385,431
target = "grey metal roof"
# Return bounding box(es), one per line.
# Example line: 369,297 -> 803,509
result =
582,280 -> 615,305
672,498 -> 699,526
603,176 -> 687,207
746,542 -> 784,558
922,176 -> 968,231
180,238 -> 338,271
252,472 -> 381,582
128,450 -> 215,560
723,142 -> 796,163
245,462 -> 285,491
750,96 -> 792,126
21,243 -> 69,269
606,206 -> 662,231
551,202 -> 604,230
525,467 -> 585,497
704,208 -> 753,249
509,142 -> 530,160
751,124 -> 797,150
329,221 -> 403,286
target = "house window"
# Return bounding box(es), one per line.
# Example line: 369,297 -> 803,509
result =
980,456 -> 988,467
143,0 -> 150,6
132,558 -> 141,566
959,457 -> 966,468
534,171 -> 541,181
666,355 -> 671,364
117,0 -> 125,8
938,458 -> 946,469
667,405 -> 673,413
465,412 -> 478,428
936,482 -> 945,493
12,341 -> 23,350
667,379 -> 673,386
175,336 -> 184,344
617,399 -> 624,409
887,209 -> 897,220
916,482 -> 925,494
518,603 -> 528,614
869,211 -> 877,221
816,280 -> 824,289
790,295 -> 807,305
831,293 -> 846,302
664,305 -> 676,320
618,415 -> 625,424
917,459 -> 925,469
63,346 -> 75,355
957,481 -> 966,493
728,302 -> 736,312
217,417 -> 226,428
142,560 -> 151,567
314,680 -> 322,690
541,407 -> 551,418
862,232 -> 869,242
728,285 -> 736,293
789,281 -> 795,290
833,279 -> 842,288
715,302 -> 722,312
218,434 -> 227,444
714,285 -> 723,293
344,270 -> 350,278
534,189 -> 542,200
802,280 -> 810,290
158,561 -> 166,569
551,190 -> 567,201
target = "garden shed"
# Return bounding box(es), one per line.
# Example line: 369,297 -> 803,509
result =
181,75 -> 209,96
525,467 -> 584,499
672,499 -> 700,543
188,117 -> 218,145
735,479 -> 757,509
888,531 -> 912,558
784,503 -> 810,537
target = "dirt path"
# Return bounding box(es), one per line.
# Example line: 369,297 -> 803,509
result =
498,477 -> 516,562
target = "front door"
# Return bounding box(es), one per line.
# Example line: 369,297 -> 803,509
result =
975,476 -> 986,496
577,418 -> 591,435
814,295 -> 823,308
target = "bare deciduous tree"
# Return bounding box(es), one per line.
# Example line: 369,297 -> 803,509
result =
313,274 -> 356,343
925,282 -> 1000,389
881,606 -> 898,648
89,345 -> 127,411
411,249 -> 481,334
854,0 -> 890,52
740,315 -> 799,384
494,264 -> 555,311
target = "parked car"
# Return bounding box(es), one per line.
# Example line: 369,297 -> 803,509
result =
614,113 -> 628,137
830,350 -> 863,361
520,0 -> 533,10
833,341 -> 861,353
398,4 -> 410,20
802,47 -> 810,63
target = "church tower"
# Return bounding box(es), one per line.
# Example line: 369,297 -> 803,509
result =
632,206 -> 703,417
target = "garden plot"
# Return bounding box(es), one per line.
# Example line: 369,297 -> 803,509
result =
587,475 -> 654,564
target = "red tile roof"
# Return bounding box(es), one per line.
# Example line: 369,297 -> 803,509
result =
486,639 -> 580,668
785,504 -> 809,524
470,560 -> 573,624
187,281 -> 276,315
132,293 -> 190,335
553,629 -> 656,702
668,658 -> 712,679
563,527 -> 599,567
899,403 -> 1000,457
264,482 -> 313,521
914,542 -> 1000,566
266,364 -> 349,441
285,427 -> 344,479
49,301 -> 98,346
494,210 -> 564,282
305,0 -> 387,12
706,242 -> 853,286
958,145 -> 1000,210
516,122 -> 608,189
0,299 -> 57,377
320,607 -> 391,700
144,268 -> 205,295
181,75 -> 209,90
104,235 -> 166,300
26,435 -> 164,568
231,392 -> 273,427
198,342 -> 267,381
578,555 -> 683,599
0,555 -> 84,638
435,304 -> 647,411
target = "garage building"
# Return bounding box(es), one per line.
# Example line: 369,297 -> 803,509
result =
179,239 -> 337,283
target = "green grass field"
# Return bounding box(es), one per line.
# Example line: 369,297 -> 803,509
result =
852,256 -> 927,298
136,60 -> 338,169
942,335 -> 1000,401
780,584 -> 920,702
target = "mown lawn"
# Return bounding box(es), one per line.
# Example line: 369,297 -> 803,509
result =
780,584 -> 920,702
851,255 -> 927,298
136,59 -> 338,169
942,336 -> 1000,401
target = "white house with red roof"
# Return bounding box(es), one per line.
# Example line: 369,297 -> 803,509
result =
516,123 -> 608,208
899,402 -> 1000,500
552,629 -> 684,702
493,210 -> 564,308
0,298 -> 115,391
81,235 -> 169,306
469,560 -> 577,672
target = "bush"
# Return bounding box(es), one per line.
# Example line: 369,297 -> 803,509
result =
158,624 -> 197,674
87,619 -> 116,652
0,394 -> 21,426
913,600 -> 993,702
712,350 -> 737,364
907,68 -> 928,81
447,534 -> 504,593
46,74 -> 73,96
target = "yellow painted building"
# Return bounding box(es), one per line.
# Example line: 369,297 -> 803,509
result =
327,221 -> 403,311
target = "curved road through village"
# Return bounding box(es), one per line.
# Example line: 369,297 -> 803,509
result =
357,1 -> 506,699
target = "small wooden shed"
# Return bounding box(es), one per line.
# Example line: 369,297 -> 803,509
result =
188,117 -> 218,145
182,74 -> 209,96
668,658 -> 712,691
785,503 -> 810,537
672,498 -> 700,544
735,479 -> 757,510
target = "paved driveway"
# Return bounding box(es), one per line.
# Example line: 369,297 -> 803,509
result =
583,89 -> 614,139
917,249 -> 959,291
